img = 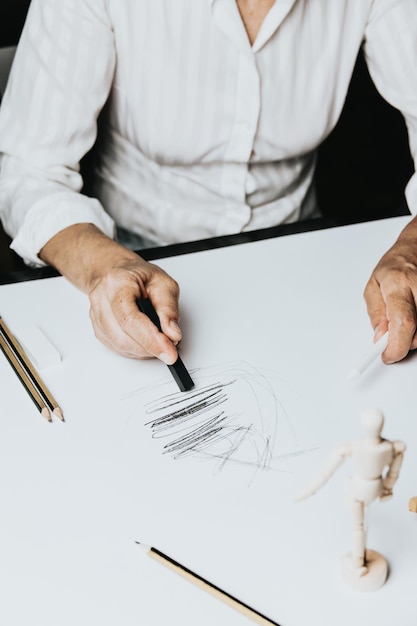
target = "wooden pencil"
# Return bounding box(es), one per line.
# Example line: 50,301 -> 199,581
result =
136,542 -> 280,626
0,317 -> 63,420
0,332 -> 51,421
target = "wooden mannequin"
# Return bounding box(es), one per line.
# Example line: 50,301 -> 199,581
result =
296,409 -> 405,591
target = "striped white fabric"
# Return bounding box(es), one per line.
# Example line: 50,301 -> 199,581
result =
0,0 -> 417,265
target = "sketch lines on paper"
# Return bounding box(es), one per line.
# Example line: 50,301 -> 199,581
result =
123,361 -> 312,476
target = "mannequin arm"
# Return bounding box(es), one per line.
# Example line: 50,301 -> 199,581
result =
295,444 -> 352,502
381,441 -> 406,498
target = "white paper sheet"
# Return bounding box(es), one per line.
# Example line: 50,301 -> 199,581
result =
0,215 -> 416,626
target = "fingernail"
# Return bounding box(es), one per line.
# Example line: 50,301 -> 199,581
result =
373,326 -> 384,343
159,352 -> 176,365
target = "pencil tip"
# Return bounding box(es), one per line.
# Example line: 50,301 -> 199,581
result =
135,541 -> 150,552
42,407 -> 52,422
53,407 -> 64,421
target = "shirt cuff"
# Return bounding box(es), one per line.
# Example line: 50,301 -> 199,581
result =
10,191 -> 116,266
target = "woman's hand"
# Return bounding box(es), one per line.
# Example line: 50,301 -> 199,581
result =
88,257 -> 181,362
364,216 -> 417,363
40,223 -> 182,362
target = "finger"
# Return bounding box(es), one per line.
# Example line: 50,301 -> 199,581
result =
363,276 -> 388,340
147,276 -> 182,344
89,291 -> 155,358
94,303 -> 177,362
382,288 -> 417,363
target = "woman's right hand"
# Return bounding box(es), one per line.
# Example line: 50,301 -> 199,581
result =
40,223 -> 182,362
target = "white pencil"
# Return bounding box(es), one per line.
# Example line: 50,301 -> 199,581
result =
347,332 -> 388,381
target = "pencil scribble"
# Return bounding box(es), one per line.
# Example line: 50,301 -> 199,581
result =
124,361 -> 313,477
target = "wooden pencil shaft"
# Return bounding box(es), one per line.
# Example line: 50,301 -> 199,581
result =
0,334 -> 50,419
0,318 -> 59,411
149,547 -> 279,626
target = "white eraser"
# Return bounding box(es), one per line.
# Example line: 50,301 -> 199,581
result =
13,323 -> 61,370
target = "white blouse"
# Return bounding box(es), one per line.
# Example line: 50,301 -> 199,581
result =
0,0 -> 417,265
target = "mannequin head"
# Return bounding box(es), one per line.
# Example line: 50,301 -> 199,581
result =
360,408 -> 384,439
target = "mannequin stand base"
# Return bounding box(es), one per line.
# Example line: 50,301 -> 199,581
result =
342,550 -> 388,591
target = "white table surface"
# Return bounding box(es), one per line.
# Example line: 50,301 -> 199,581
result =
1,215 -> 416,626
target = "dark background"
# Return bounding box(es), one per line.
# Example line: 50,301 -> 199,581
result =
0,0 -> 414,273
0,0 -> 31,47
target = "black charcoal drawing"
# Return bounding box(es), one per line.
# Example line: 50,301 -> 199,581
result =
123,361 -> 312,475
